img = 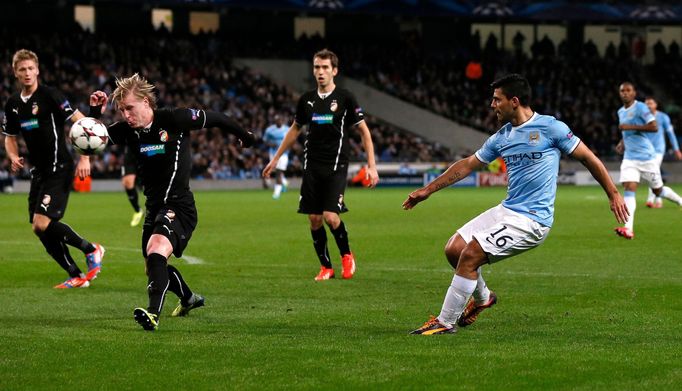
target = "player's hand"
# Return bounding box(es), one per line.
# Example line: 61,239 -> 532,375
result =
75,155 -> 91,180
365,166 -> 379,188
615,140 -> 624,155
89,91 -> 108,113
9,156 -> 24,173
402,188 -> 430,210
262,160 -> 277,179
675,150 -> 682,160
609,192 -> 629,225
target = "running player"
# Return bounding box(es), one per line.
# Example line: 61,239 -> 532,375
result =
2,49 -> 104,289
615,83 -> 682,239
405,74 -> 628,334
263,114 -> 290,199
88,73 -> 255,330
121,145 -> 144,226
644,96 -> 682,208
262,49 -> 379,281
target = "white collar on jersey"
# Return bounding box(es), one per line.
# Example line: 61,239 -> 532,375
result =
20,93 -> 33,103
511,112 -> 538,131
317,86 -> 336,100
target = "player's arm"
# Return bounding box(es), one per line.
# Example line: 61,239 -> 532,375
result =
4,135 -> 24,173
619,120 -> 657,132
262,123 -> 301,179
570,141 -> 628,224
663,119 -> 682,160
402,155 -> 484,210
355,121 -> 379,188
201,111 -> 255,147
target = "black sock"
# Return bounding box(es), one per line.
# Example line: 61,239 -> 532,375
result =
330,221 -> 351,256
167,264 -> 194,304
45,220 -> 95,254
146,253 -> 169,316
39,235 -> 82,277
126,187 -> 140,212
311,227 -> 332,268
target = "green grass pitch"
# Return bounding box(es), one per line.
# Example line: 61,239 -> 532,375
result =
1,186 -> 681,390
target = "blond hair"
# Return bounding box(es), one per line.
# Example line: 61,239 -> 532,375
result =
111,73 -> 157,109
12,49 -> 39,70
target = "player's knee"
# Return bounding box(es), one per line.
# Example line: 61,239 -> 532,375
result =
444,234 -> 465,269
145,235 -> 172,258
309,215 -> 324,230
322,212 -> 339,228
31,216 -> 50,235
458,245 -> 486,273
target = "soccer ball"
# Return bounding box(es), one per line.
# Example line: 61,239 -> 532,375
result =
69,117 -> 109,155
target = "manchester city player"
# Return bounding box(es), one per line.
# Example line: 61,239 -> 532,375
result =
88,74 -> 255,331
263,114 -> 290,199
644,97 -> 682,208
263,49 -> 379,281
404,74 -> 628,335
615,83 -> 682,239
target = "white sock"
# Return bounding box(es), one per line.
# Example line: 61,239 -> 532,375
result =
472,266 -> 490,305
282,177 -> 288,187
646,188 -> 655,204
661,186 -> 682,205
273,184 -> 282,197
655,196 -> 663,205
438,274 -> 477,327
624,191 -> 636,230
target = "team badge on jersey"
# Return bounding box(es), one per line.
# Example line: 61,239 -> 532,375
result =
32,102 -> 39,115
159,129 -> 168,142
528,131 -> 540,146
330,100 -> 338,112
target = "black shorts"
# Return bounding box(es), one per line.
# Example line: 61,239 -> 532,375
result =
27,165 -> 72,223
298,164 -> 349,215
121,148 -> 138,177
142,201 -> 198,258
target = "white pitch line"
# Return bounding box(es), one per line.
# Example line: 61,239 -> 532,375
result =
0,240 -> 205,265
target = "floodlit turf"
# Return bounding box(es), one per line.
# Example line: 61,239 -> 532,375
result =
1,185 -> 681,390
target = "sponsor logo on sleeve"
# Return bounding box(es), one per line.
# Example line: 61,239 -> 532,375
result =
139,144 -> 166,156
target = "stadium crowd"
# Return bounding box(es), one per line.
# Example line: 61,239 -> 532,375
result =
0,27 -> 451,181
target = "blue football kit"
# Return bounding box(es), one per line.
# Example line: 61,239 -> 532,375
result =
618,101 -> 656,161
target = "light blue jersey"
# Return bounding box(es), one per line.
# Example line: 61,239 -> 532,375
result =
263,124 -> 289,156
645,111 -> 679,154
475,113 -> 580,227
618,101 -> 656,161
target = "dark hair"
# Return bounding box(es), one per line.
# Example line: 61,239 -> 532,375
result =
490,74 -> 531,106
313,48 -> 339,69
620,81 -> 635,90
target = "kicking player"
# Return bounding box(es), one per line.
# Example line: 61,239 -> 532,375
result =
615,83 -> 682,239
89,74 -> 255,331
2,49 -> 104,289
644,97 -> 682,208
262,49 -> 379,281
404,74 -> 628,335
263,114 -> 290,199
121,145 -> 144,226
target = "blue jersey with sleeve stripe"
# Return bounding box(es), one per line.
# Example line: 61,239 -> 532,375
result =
645,111 -> 679,154
618,101 -> 656,161
475,113 -> 580,227
263,124 -> 289,156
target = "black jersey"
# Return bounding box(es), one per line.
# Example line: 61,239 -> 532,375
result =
107,108 -> 208,208
2,85 -> 77,173
294,87 -> 364,170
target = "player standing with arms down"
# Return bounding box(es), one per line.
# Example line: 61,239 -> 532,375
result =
89,74 -> 255,331
405,74 -> 628,334
2,49 -> 104,289
643,97 -> 682,208
263,114 -> 290,199
614,83 -> 682,239
262,49 -> 379,281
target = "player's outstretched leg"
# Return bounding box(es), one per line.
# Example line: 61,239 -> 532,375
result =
615,190 -> 636,239
659,186 -> 682,206
458,266 -> 497,327
168,264 -> 205,317
39,234 -> 87,287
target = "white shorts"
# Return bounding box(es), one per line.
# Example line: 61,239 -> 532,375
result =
456,204 -> 550,263
654,153 -> 664,167
619,159 -> 663,188
270,153 -> 288,172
